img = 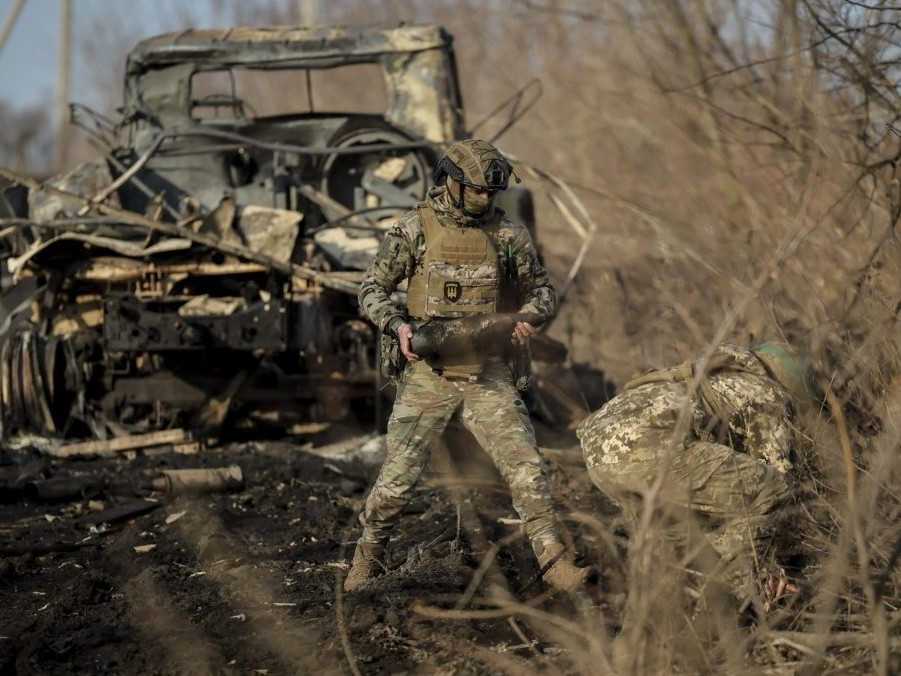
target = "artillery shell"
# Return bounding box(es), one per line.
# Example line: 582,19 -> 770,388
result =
152,466 -> 244,495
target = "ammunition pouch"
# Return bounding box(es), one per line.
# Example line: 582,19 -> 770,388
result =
378,329 -> 405,382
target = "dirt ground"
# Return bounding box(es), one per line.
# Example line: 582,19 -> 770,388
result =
0,425 -> 618,675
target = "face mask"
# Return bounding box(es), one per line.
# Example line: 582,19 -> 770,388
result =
448,179 -> 496,218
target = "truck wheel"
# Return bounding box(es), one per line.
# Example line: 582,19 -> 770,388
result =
320,124 -> 432,216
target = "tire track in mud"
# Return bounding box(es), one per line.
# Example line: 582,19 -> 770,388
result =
122,567 -> 225,675
2,530 -> 227,675
93,447 -> 357,674
106,499 -> 339,674
166,500 -> 340,674
2,442 -> 581,675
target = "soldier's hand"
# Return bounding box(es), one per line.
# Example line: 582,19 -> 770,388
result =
397,323 -> 420,361
512,321 -> 538,345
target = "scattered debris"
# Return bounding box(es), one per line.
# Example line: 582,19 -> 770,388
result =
165,510 -> 187,525
0,458 -> 45,502
51,429 -> 192,459
5,435 -> 61,457
133,544 -> 157,554
173,441 -> 201,455
77,499 -> 161,527
25,475 -> 105,501
302,434 -> 387,470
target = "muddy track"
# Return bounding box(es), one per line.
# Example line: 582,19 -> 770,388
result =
0,434 -> 616,675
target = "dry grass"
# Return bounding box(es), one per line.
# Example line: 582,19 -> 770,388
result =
517,3 -> 901,673
415,2 -> 901,673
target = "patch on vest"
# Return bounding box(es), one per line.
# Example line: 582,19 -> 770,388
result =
444,280 -> 462,302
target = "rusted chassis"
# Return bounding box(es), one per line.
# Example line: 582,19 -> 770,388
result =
1,275 -> 379,439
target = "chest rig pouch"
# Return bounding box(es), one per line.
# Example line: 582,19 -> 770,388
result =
406,206 -> 500,378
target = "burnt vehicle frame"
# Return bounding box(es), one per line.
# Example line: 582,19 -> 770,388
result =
0,24 -> 550,442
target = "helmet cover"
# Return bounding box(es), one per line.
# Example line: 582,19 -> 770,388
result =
433,139 -> 514,191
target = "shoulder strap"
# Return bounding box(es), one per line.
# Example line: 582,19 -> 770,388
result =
418,204 -> 442,242
623,361 -> 693,391
624,353 -> 742,429
405,206 -> 440,318
624,352 -> 745,392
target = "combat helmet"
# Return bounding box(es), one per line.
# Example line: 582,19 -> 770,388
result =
433,139 -> 517,205
752,341 -> 815,402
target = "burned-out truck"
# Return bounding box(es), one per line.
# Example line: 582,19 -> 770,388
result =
0,24 -> 552,442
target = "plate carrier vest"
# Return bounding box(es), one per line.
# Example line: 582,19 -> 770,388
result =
405,205 -> 501,378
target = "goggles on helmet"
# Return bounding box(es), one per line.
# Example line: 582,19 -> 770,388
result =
433,140 -> 516,192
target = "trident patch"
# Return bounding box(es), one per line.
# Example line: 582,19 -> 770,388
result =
444,281 -> 462,302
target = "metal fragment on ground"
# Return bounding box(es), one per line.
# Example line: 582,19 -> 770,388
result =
53,429 -> 192,459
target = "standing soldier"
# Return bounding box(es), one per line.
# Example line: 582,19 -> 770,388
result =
345,139 -> 590,592
577,343 -> 811,607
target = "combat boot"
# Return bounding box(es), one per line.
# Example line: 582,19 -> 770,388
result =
344,542 -> 386,592
535,540 -> 592,592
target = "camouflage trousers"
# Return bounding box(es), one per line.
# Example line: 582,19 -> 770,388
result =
358,359 -> 559,547
583,423 -> 791,598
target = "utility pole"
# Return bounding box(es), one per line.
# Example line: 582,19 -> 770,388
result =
55,0 -> 72,171
298,0 -> 318,26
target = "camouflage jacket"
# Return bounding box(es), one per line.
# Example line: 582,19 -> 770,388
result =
578,344 -> 796,474
358,187 -> 557,333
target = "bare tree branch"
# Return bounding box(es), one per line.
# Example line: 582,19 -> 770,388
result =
513,0 -> 604,21
846,0 -> 901,11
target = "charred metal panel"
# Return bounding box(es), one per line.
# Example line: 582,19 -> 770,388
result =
108,370 -> 374,407
125,63 -> 195,129
0,181 -> 28,219
103,297 -> 288,351
383,48 -> 463,142
126,25 -> 451,71
123,25 -> 463,142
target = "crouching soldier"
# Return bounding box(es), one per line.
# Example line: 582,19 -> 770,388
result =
577,343 -> 812,607
345,139 -> 591,593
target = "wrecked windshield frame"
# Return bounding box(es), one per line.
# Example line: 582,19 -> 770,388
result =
190,63 -> 389,120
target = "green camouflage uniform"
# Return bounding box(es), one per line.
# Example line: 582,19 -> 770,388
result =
357,187 -> 560,547
577,344 -> 795,596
